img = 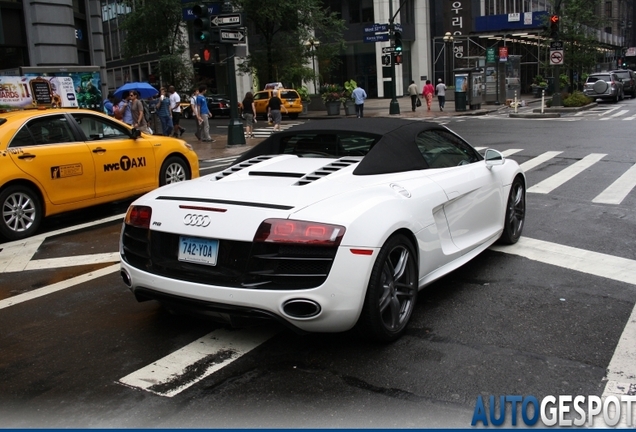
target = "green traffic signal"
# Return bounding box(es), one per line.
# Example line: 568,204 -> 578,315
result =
394,31 -> 403,52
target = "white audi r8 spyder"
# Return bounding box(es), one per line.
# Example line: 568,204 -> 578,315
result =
119,118 -> 526,341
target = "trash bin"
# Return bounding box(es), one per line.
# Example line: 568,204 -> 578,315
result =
455,92 -> 467,111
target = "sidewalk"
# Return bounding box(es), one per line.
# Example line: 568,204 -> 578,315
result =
186,96 -> 504,161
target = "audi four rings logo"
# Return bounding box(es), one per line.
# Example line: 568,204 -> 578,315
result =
183,214 -> 211,227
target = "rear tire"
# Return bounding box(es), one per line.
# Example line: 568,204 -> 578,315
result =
498,176 -> 526,245
356,234 -> 418,342
0,185 -> 42,241
159,156 -> 190,186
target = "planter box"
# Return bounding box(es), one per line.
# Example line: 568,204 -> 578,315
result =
325,101 -> 341,116
343,100 -> 356,116
446,90 -> 455,101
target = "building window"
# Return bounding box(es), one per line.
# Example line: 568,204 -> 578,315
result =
361,0 -> 374,23
349,0 -> 360,24
605,26 -> 612,33
605,1 -> 612,17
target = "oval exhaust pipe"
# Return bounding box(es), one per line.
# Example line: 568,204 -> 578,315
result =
282,299 -> 321,319
120,269 -> 132,288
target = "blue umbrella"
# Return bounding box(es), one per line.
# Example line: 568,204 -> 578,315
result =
114,82 -> 158,99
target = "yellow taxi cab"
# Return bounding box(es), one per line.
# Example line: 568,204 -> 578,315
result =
0,108 -> 199,241
253,88 -> 302,120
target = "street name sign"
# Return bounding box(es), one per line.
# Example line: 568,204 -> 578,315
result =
382,46 -> 396,53
364,34 -> 389,43
211,14 -> 242,27
364,23 -> 389,34
394,23 -> 403,32
220,29 -> 246,43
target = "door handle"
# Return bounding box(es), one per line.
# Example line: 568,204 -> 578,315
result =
92,147 -> 106,153
17,153 -> 35,160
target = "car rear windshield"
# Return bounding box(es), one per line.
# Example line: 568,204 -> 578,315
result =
587,75 -> 611,83
280,91 -> 299,99
0,118 -> 6,126
279,132 -> 379,157
614,71 -> 631,79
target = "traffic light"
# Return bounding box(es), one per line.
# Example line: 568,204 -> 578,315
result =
193,4 -> 211,43
394,53 -> 402,65
550,14 -> 560,39
382,54 -> 391,67
393,31 -> 403,52
202,47 -> 212,63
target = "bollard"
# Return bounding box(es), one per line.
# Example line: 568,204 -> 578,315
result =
514,91 -> 518,114
541,89 -> 545,114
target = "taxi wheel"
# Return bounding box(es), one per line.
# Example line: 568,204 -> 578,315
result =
160,157 -> 190,186
0,185 -> 42,241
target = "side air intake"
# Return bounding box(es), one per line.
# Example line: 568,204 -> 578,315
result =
295,157 -> 362,186
215,155 -> 275,180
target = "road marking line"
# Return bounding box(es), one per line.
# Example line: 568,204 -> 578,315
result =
519,151 -> 562,172
527,153 -> 606,194
599,106 -> 621,116
0,238 -> 44,273
118,326 -> 279,397
20,252 -> 120,271
490,236 -> 636,286
501,149 -> 523,157
600,109 -> 629,120
593,163 -> 636,205
0,264 -> 120,310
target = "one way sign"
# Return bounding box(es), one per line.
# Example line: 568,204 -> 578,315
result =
220,29 -> 245,43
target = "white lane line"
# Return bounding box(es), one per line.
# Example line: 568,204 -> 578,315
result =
600,110 -> 629,120
490,236 -> 636,286
118,326 -> 279,397
200,156 -> 238,164
0,264 -> 120,310
593,163 -> 636,205
527,153 -> 606,194
519,151 -> 562,173
599,106 -> 621,116
22,252 -> 120,271
601,300 -> 636,427
501,149 -> 523,157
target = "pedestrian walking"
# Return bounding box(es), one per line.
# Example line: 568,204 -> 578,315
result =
103,92 -> 116,116
130,91 -> 151,133
351,84 -> 367,118
169,86 -> 185,137
267,90 -> 287,132
436,78 -> 447,111
195,85 -> 215,142
118,91 -> 133,126
422,80 -> 435,111
155,87 -> 174,136
242,92 -> 256,139
407,80 -> 419,112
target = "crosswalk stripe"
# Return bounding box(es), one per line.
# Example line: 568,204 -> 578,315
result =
519,151 -> 562,172
528,153 -> 606,194
593,163 -> 636,205
501,149 -> 523,157
623,114 -> 636,121
600,110 -> 629,120
118,326 -> 279,397
599,106 -> 621,116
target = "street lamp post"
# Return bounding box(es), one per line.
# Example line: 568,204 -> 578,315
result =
304,38 -> 320,94
443,32 -> 454,85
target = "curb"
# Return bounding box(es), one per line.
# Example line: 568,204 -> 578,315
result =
509,112 -> 561,118
532,102 -> 598,114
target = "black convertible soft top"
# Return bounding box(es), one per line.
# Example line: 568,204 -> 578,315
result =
234,118 -> 450,175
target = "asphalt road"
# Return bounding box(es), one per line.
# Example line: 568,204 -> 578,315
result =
1,102 -> 635,427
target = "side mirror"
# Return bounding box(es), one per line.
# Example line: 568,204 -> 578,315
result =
131,128 -> 141,139
484,149 -> 505,169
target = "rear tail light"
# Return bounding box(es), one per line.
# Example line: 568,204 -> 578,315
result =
254,218 -> 345,247
125,205 -> 152,229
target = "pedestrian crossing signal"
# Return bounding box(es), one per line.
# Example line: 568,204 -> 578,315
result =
394,53 -> 402,65
382,54 -> 391,67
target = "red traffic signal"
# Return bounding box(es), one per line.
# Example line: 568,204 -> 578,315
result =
550,14 -> 560,39
550,14 -> 559,24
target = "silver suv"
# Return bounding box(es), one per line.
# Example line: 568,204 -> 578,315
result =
611,69 -> 636,98
583,73 -> 624,103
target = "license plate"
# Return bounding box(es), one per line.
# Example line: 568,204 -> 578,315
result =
178,236 -> 219,266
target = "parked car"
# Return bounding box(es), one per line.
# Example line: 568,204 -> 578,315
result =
0,108 -> 199,240
610,69 -> 636,98
119,118 -> 526,341
583,72 -> 624,102
181,95 -> 231,119
253,88 -> 302,120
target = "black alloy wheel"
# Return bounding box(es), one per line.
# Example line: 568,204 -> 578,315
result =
498,176 -> 526,245
357,233 -> 418,342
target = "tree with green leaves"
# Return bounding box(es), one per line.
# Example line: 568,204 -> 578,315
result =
119,0 -> 193,89
541,0 -> 607,90
232,0 -> 347,90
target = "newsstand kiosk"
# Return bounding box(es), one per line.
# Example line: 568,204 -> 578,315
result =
453,67 -> 486,111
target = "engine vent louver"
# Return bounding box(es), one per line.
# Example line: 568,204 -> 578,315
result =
295,157 -> 362,186
215,155 -> 275,180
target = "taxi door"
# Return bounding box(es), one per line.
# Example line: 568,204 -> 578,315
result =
8,114 -> 95,205
70,113 -> 156,198
253,91 -> 271,117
